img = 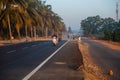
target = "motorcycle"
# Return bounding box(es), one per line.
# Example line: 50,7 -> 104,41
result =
52,37 -> 58,46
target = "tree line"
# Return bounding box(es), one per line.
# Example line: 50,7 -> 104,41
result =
81,15 -> 120,42
0,0 -> 66,42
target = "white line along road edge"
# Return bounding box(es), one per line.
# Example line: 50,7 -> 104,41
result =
22,41 -> 69,80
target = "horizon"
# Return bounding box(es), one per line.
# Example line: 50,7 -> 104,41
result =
46,0 -> 119,32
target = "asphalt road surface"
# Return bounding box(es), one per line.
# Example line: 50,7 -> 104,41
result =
0,40 -> 66,80
29,40 -> 83,80
82,38 -> 120,80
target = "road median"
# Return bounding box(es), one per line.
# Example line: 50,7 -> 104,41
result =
78,40 -> 106,80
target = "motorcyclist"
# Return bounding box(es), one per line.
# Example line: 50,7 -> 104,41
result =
52,34 -> 57,39
52,34 -> 58,46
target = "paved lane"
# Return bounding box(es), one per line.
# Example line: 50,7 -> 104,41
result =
82,38 -> 120,80
29,41 -> 84,80
0,40 -> 66,80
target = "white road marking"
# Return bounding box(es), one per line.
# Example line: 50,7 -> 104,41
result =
22,41 -> 68,80
7,50 -> 16,53
22,47 -> 29,50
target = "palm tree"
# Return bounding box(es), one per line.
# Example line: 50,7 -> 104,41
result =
13,12 -> 23,40
21,10 -> 32,41
0,0 -> 66,41
52,14 -> 63,35
0,1 -> 13,43
27,0 -> 44,40
0,0 -> 27,42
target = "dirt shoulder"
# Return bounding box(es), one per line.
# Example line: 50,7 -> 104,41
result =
30,40 -> 84,80
0,37 -> 51,47
93,40 -> 120,51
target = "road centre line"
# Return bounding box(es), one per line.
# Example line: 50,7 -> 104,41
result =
7,50 -> 16,53
22,41 -> 69,80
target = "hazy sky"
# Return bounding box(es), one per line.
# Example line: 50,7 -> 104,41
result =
46,0 -> 118,31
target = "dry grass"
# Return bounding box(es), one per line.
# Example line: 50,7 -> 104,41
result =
0,37 -> 52,46
78,40 -> 106,80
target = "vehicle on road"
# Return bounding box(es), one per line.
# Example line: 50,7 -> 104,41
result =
52,35 -> 58,46
52,37 -> 58,46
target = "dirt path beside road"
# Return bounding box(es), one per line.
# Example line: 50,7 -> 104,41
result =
93,40 -> 120,51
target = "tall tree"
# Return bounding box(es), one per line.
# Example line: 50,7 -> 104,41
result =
0,0 -> 66,41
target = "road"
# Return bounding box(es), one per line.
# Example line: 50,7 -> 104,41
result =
0,40 -> 66,80
82,38 -> 120,80
29,40 -> 83,80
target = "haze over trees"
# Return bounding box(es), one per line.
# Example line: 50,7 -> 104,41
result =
81,15 -> 120,42
0,0 -> 66,41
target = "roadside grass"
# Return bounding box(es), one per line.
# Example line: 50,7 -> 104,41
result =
0,37 -> 52,46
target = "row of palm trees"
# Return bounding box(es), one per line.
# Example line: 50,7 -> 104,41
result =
0,0 -> 66,43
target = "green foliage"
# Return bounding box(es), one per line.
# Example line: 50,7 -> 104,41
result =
81,15 -> 120,42
113,28 -> 120,42
104,29 -> 112,40
81,15 -> 103,36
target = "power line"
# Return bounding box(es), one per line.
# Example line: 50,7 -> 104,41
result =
116,0 -> 119,22
116,1 -> 118,21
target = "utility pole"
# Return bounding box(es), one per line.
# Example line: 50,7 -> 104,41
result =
116,0 -> 119,22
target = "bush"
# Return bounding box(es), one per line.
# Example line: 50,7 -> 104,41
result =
104,29 -> 113,40
113,28 -> 120,42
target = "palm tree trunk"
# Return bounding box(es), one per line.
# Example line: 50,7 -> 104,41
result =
45,27 -> 48,38
31,27 -> 33,39
7,14 -> 12,43
52,29 -> 55,35
25,24 -> 28,41
42,25 -> 44,37
17,29 -> 21,41
34,26 -> 36,40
